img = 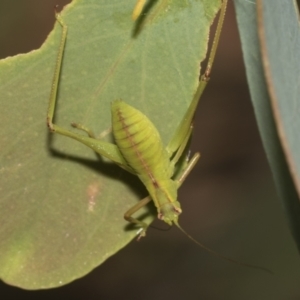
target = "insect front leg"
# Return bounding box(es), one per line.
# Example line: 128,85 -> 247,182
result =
124,195 -> 152,239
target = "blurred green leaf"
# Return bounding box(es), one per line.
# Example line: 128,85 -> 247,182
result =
0,0 -> 221,289
234,0 -> 300,250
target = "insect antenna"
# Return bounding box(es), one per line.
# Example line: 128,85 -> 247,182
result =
174,221 -> 273,275
149,223 -> 171,232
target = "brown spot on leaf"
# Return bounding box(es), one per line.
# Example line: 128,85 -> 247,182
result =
86,181 -> 101,212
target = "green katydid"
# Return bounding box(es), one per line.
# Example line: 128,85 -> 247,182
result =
47,1 -> 271,273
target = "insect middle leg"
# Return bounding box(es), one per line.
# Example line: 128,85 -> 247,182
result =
71,122 -> 112,140
71,123 -> 96,138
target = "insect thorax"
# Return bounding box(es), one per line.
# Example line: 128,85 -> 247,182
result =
149,179 -> 182,225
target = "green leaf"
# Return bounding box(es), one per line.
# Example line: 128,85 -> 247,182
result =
234,0 -> 300,250
0,0 -> 222,289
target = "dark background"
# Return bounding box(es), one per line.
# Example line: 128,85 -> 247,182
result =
1,1 -> 300,299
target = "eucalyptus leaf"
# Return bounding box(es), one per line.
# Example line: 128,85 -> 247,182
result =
0,0 -> 221,289
234,0 -> 300,251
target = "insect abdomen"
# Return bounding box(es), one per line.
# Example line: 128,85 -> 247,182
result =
111,100 -> 169,179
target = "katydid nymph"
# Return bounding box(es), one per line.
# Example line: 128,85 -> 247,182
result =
47,1 -> 271,274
